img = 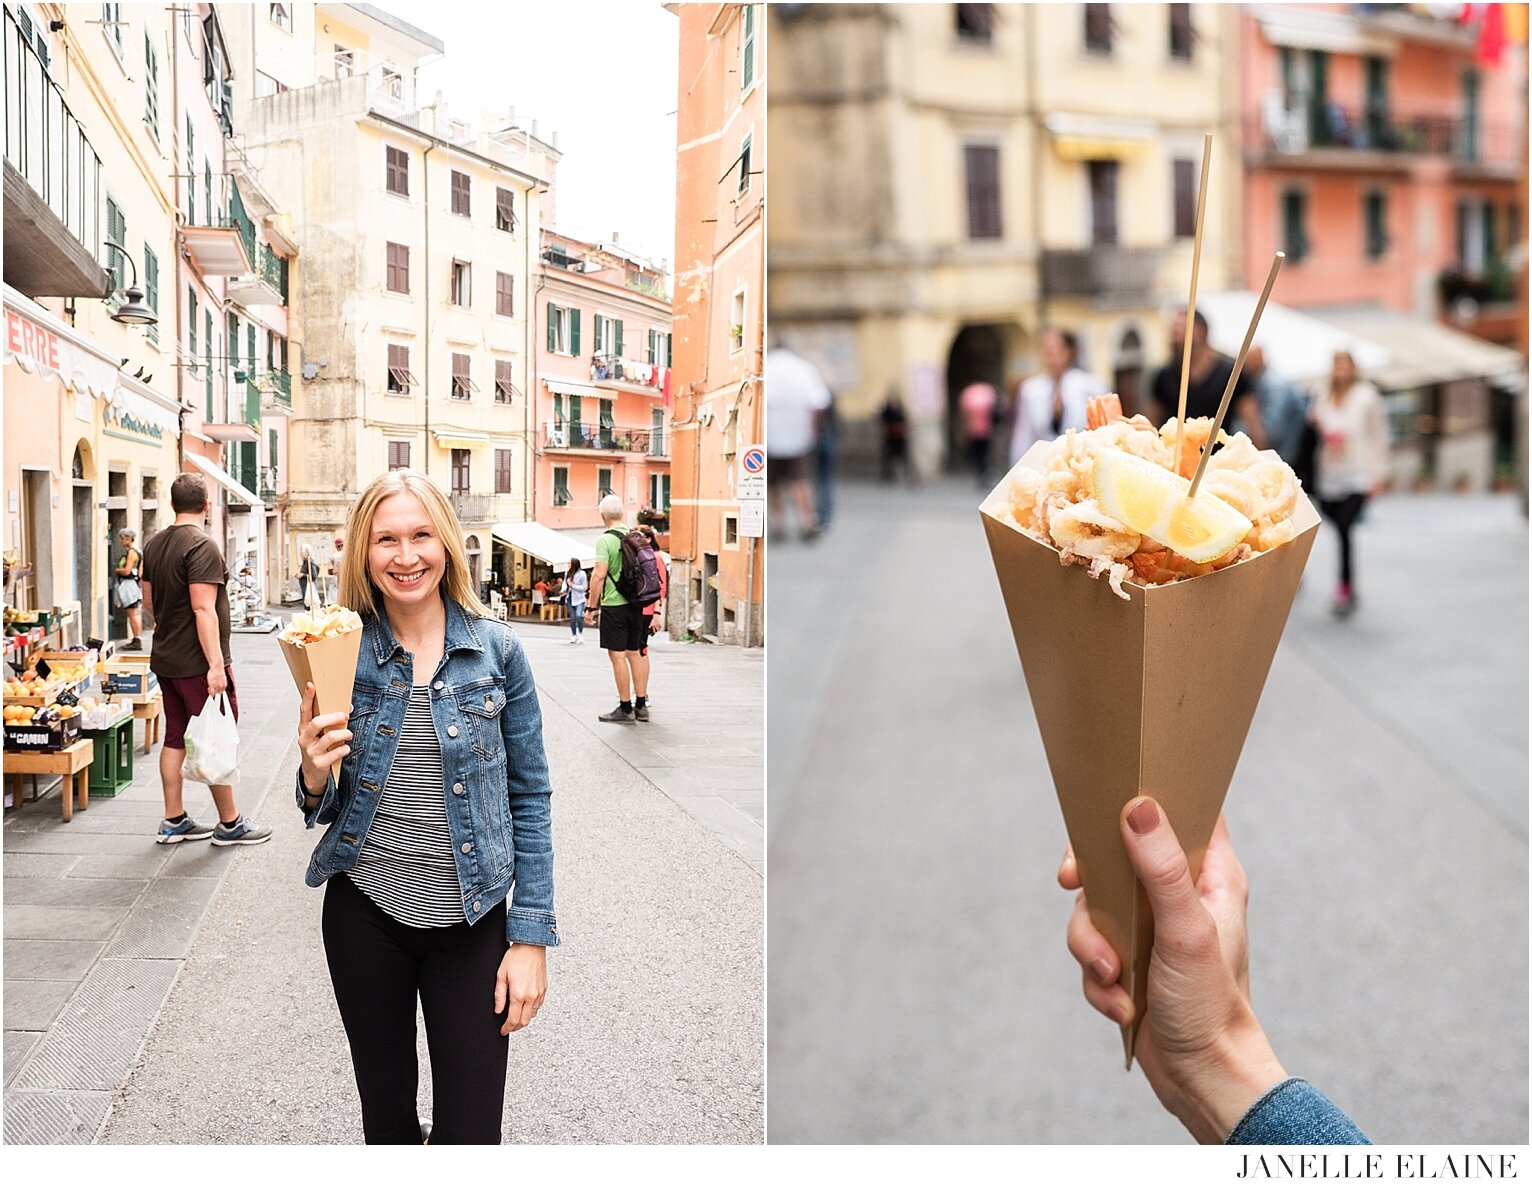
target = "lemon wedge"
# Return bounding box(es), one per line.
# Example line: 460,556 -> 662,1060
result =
1094,449 -> 1253,564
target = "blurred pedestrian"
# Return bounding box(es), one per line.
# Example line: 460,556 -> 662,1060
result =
327,536 -> 345,605
766,341 -> 831,541
1149,310 -> 1257,431
587,494 -> 659,722
958,378 -> 999,488
564,557 -> 588,644
815,393 -> 839,530
1009,327 -> 1107,464
879,391 -> 911,484
297,545 -> 321,609
1240,347 -> 1313,480
115,527 -> 144,650
637,523 -> 669,674
1310,350 -> 1388,618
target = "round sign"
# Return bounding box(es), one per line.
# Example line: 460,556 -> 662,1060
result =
742,448 -> 766,474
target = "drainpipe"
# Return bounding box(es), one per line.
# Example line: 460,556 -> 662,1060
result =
422,137 -> 435,479
1025,3 -> 1046,334
171,8 -> 183,462
527,187 -> 546,523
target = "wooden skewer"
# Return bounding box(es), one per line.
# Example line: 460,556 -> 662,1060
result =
1186,251 -> 1286,500
1172,133 -> 1214,466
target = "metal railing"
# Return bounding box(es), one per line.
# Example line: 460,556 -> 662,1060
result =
541,420 -> 665,455
450,492 -> 495,523
590,354 -> 667,387
1038,246 -> 1163,300
4,8 -> 102,263
258,465 -> 279,503
1250,100 -> 1518,166
258,244 -> 289,303
244,379 -> 262,427
268,369 -> 292,407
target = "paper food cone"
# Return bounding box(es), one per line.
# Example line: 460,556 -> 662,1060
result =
980,442 -> 1319,1066
278,627 -> 364,784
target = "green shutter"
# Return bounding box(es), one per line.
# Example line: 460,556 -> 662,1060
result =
666,333 -> 672,367
614,319 -> 624,357
594,315 -> 604,354
742,5 -> 755,91
1457,199 -> 1470,265
205,311 -> 214,418
1482,200 -> 1496,263
547,302 -> 556,352
143,246 -> 159,340
570,308 -> 582,356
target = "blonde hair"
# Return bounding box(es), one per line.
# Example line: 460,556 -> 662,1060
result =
338,468 -> 492,621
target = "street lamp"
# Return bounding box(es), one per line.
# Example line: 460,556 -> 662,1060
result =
102,240 -> 158,327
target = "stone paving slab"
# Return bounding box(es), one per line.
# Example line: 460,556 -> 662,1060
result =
4,1032 -> 42,1082
3,906 -> 129,941
3,940 -> 105,982
103,878 -> 220,960
2,1090 -> 113,1144
3,877 -> 149,908
4,979 -> 75,1030
67,853 -> 172,880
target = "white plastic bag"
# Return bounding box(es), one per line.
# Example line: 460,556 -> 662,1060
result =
181,693 -> 240,786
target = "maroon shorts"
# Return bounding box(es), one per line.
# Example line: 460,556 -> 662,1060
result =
157,668 -> 239,750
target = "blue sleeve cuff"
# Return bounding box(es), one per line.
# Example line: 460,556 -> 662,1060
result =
294,769 -> 339,828
506,908 -> 560,948
1226,1078 -> 1371,1145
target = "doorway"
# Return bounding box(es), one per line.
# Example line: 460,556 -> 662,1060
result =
20,468 -> 52,612
702,551 -> 719,638
945,324 -> 1007,474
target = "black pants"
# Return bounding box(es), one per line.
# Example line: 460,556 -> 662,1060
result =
1319,493 -> 1368,589
968,434 -> 992,482
322,873 -> 509,1144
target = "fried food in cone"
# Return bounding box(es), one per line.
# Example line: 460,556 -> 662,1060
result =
277,604 -> 364,783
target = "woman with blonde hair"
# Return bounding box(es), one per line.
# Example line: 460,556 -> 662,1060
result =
1309,350 -> 1388,617
294,468 -> 556,1144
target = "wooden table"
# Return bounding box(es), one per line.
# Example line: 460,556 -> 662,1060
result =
134,693 -> 164,755
539,603 -> 568,622
4,739 -> 95,821
510,599 -> 533,618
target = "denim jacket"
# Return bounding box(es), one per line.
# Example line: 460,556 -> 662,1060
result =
293,596 -> 558,948
1226,1078 -> 1370,1145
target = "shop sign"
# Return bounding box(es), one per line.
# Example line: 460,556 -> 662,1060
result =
2,303 -> 118,400
4,310 -> 60,370
103,403 -> 166,444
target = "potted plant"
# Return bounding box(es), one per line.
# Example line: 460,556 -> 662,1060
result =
636,505 -> 670,534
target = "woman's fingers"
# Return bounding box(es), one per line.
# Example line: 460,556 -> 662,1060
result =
1066,898 -> 1121,987
1082,969 -> 1135,1027
1057,844 -> 1080,891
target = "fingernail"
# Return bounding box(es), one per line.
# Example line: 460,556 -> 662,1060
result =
1127,798 -> 1159,835
1091,959 -> 1113,985
1111,1000 -> 1132,1026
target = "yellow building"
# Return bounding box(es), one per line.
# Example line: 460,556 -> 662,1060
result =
236,8 -> 552,592
767,2 -> 1241,475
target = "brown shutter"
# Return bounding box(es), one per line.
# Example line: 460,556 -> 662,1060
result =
964,145 -> 1001,240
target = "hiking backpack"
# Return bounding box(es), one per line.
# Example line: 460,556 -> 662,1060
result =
605,528 -> 664,605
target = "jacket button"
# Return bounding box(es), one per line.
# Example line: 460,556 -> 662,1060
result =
453,781 -> 464,794
447,725 -> 459,737
472,899 -> 481,912
434,680 -> 444,690
460,841 -> 473,854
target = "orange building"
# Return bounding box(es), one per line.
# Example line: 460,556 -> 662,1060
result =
532,230 -> 673,538
668,3 -> 765,646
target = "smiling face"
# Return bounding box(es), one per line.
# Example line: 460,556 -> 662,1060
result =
366,492 -> 446,615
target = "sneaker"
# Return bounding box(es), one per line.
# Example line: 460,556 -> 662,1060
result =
211,815 -> 273,847
127,637 -> 143,651
634,702 -> 650,722
598,704 -> 636,723
156,815 -> 215,845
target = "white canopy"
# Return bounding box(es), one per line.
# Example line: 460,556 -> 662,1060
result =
491,521 -> 600,569
1196,291 -> 1392,387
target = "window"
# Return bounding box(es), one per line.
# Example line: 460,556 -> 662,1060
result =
381,66 -> 403,101
955,4 -> 995,43
451,259 -> 471,307
598,467 -> 613,498
649,473 -> 670,513
1088,159 -> 1118,246
1462,69 -> 1480,163
652,406 -> 666,455
385,146 -> 409,196
964,144 -> 1001,240
496,187 -> 516,233
451,170 -> 471,217
1084,4 -> 1113,54
450,353 -> 476,399
553,466 -> 571,507
185,116 -> 195,222
547,303 -> 581,355
187,287 -> 198,366
105,197 -> 126,298
725,515 -> 738,546
1363,56 -> 1389,146
204,158 -> 213,225
102,3 -> 122,52
738,133 -> 753,196
386,344 -> 415,394
730,289 -> 746,353
1172,157 -> 1196,238
269,3 -> 292,32
1364,191 -> 1388,260
1168,4 -> 1194,60
450,449 -> 470,495
335,45 -> 354,76
1281,189 -> 1309,262
144,34 -> 159,139
495,271 -> 514,317
143,246 -> 159,341
598,398 -> 615,448
594,314 -> 624,357
386,242 -> 409,293
494,358 -> 515,403
388,440 -> 410,470
741,4 -> 756,92
648,329 -> 672,365
255,71 -> 280,98
494,450 -> 514,494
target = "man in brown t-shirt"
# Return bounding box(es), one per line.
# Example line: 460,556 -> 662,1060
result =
140,472 -> 270,848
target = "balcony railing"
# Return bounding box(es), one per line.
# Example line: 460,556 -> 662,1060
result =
1038,246 -> 1163,300
258,465 -> 279,503
590,354 -> 668,389
1251,99 -> 1517,168
541,421 -> 666,455
3,7 -> 105,296
450,492 -> 495,523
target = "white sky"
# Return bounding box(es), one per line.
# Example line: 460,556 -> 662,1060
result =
378,0 -> 680,270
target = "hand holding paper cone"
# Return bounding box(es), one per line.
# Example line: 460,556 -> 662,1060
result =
279,605 -> 365,784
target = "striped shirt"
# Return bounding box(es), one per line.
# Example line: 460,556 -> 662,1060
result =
348,685 -> 466,928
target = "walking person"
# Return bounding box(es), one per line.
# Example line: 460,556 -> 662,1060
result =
814,393 -> 839,530
295,467 -> 556,1145
1310,350 -> 1388,618
958,378 -> 999,488
1148,309 -> 1258,429
114,528 -> 145,650
636,523 -> 669,668
765,339 -> 831,541
1009,327 -> 1108,464
564,557 -> 588,644
586,495 -> 655,723
879,391 -> 912,484
327,536 -> 345,604
139,473 -> 271,847
297,545 -> 322,609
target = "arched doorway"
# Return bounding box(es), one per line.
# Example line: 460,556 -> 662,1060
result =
945,323 -> 1026,475
1114,327 -> 1147,418
465,534 -> 482,598
71,443 -> 97,640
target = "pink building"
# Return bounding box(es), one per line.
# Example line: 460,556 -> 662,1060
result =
533,231 -> 673,534
1240,4 -> 1524,341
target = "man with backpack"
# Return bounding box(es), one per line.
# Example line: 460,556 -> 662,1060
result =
586,494 -> 662,723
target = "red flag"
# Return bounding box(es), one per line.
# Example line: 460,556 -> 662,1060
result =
1478,2 -> 1508,65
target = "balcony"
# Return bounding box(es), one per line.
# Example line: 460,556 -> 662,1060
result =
1038,246 -> 1163,302
449,492 -> 495,524
590,353 -> 668,390
1249,101 -> 1518,173
227,243 -> 289,307
541,420 -> 667,456
260,369 -> 292,415
3,8 -> 108,297
182,214 -> 253,276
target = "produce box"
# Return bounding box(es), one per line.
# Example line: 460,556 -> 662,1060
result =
4,715 -> 82,753
101,652 -> 158,698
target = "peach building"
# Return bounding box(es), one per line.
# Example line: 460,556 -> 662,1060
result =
668,3 -> 764,646
531,230 -> 673,541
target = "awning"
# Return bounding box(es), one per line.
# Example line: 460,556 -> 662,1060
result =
491,521 -> 600,569
1314,308 -> 1527,393
1253,5 -> 1397,56
543,375 -> 598,398
202,421 -> 262,443
1197,291 -> 1392,387
187,453 -> 263,508
1045,114 -> 1156,161
432,429 -> 490,449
